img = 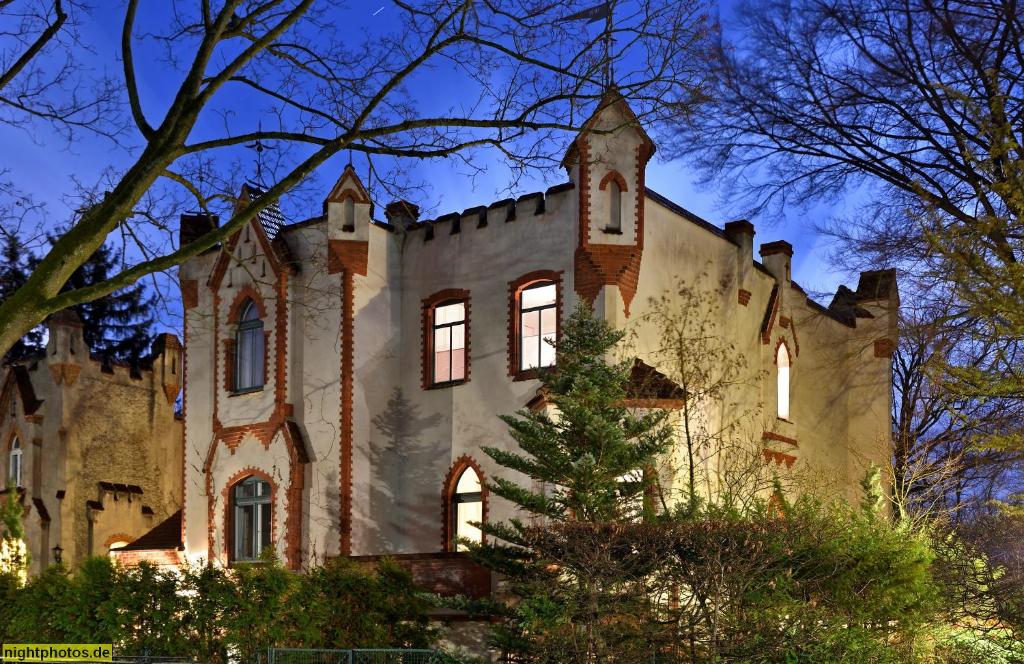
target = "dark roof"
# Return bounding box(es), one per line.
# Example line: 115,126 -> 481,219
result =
119,510 -> 183,552
856,268 -> 897,301
241,182 -> 287,239
626,359 -> 685,401
7,365 -> 42,414
644,187 -> 725,239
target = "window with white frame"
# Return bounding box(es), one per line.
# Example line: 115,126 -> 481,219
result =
235,299 -> 265,392
9,437 -> 21,488
450,468 -> 482,551
519,282 -> 557,372
777,343 -> 791,420
432,301 -> 466,384
233,476 -> 271,561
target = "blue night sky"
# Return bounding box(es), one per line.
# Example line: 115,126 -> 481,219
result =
0,0 -> 859,325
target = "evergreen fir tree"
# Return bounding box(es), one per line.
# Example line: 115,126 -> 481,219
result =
0,233 -> 44,364
473,303 -> 675,662
45,237 -> 155,364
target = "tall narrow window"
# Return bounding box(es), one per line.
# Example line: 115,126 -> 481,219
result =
608,180 -> 622,231
343,198 -> 355,230
9,437 -> 21,488
432,301 -> 466,384
450,468 -> 482,551
777,344 -> 791,420
519,282 -> 557,372
235,299 -> 265,392
233,476 -> 271,561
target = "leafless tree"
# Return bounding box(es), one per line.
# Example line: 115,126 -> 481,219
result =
890,305 -> 1024,524
0,0 -> 713,359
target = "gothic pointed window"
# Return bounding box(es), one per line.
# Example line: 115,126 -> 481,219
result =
777,343 -> 791,420
9,437 -> 21,488
432,301 -> 467,385
519,282 -> 557,372
235,299 -> 264,392
450,467 -> 482,551
232,476 -> 271,561
608,180 -> 622,232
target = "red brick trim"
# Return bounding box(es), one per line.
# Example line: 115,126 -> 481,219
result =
774,338 -> 792,366
327,240 -> 369,276
441,455 -> 489,553
209,217 -> 282,290
339,270 -> 355,556
421,289 -> 471,390
598,170 -> 629,192
507,270 -> 564,381
761,286 -> 780,344
181,279 -> 199,309
104,533 -> 134,550
779,316 -> 791,329
874,338 -> 896,358
222,339 -> 236,393
221,468 -> 277,564
762,448 -> 797,468
763,431 -> 798,447
573,139 -> 647,316
325,165 -> 372,206
226,286 -> 267,324
738,289 -> 751,306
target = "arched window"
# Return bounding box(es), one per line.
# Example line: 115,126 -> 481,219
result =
9,437 -> 21,488
432,300 -> 467,385
519,282 -> 557,372
777,343 -> 791,420
232,476 -> 271,561
450,468 -> 482,551
608,180 -> 622,231
235,299 -> 265,392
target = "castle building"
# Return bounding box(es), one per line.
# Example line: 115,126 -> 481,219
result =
0,311 -> 183,574
153,94 -> 896,594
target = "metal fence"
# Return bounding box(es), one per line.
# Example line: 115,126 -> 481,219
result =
265,649 -> 453,664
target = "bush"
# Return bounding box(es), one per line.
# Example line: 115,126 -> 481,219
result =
0,555 -> 438,662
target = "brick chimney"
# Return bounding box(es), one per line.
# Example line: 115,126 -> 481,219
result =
385,200 -> 421,229
179,213 -> 219,247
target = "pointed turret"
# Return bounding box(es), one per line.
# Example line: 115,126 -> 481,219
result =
324,164 -> 373,243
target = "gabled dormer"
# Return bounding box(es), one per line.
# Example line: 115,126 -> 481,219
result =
564,91 -> 655,318
325,164 -> 373,243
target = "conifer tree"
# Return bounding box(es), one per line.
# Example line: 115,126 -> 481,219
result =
0,233 -> 44,364
474,303 -> 674,662
31,233 -> 154,364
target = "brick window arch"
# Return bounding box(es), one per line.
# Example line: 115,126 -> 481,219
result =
508,270 -> 563,381
599,171 -> 629,233
224,470 -> 276,563
421,289 -> 471,389
442,456 -> 488,552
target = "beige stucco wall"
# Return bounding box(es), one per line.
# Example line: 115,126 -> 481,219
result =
179,95 -> 896,568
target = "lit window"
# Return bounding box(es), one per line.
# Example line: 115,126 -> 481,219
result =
107,540 -> 130,555
233,476 -> 271,561
9,437 -> 21,488
450,468 -> 482,551
519,283 -> 557,371
235,299 -> 265,392
432,301 -> 467,385
608,180 -> 622,231
777,344 -> 791,420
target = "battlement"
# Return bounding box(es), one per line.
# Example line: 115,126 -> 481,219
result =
408,182 -> 576,243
